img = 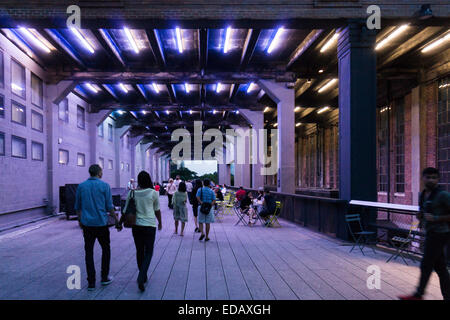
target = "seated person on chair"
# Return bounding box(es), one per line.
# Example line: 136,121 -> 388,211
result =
239,191 -> 253,212
259,187 -> 276,223
240,191 -> 256,224
235,186 -> 246,202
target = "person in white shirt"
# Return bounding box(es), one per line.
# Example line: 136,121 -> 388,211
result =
165,178 -> 177,209
185,180 -> 193,204
173,175 -> 181,190
127,179 -> 135,191
221,184 -> 227,195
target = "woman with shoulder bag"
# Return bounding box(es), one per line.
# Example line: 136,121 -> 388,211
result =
195,179 -> 216,242
121,171 -> 162,292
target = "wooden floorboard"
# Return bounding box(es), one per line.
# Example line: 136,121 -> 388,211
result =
0,195 -> 446,300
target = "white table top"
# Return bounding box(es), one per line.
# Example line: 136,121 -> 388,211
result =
349,200 -> 419,212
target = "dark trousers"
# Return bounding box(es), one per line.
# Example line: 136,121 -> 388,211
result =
167,194 -> 173,209
416,232 -> 450,300
192,204 -> 199,217
82,226 -> 110,285
132,225 -> 157,284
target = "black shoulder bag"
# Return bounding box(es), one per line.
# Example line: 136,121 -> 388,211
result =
199,188 -> 212,215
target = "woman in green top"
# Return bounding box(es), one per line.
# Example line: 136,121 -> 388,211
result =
172,181 -> 188,236
122,171 -> 162,292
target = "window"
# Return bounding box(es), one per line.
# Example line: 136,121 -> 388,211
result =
31,142 -> 43,161
59,98 -> 69,122
77,153 -> 85,167
98,122 -> 104,137
11,101 -> 26,126
127,163 -> 130,172
108,159 -> 113,170
11,59 -> 25,98
0,94 -> 4,118
121,162 -> 124,171
77,105 -> 85,129
377,107 -> 389,192
31,73 -> 43,108
31,111 -> 43,132
108,123 -> 113,141
0,50 -> 4,88
99,157 -> 104,169
395,101 -> 405,193
0,132 -> 4,156
11,135 -> 26,158
58,149 -> 69,165
438,77 -> 450,192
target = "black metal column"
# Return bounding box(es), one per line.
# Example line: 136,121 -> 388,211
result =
337,21 -> 377,203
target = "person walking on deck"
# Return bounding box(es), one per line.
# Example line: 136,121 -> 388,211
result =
122,171 -> 162,292
399,167 -> 450,300
165,178 -> 177,209
191,180 -> 203,233
172,181 -> 188,236
196,179 -> 216,242
74,164 -> 121,291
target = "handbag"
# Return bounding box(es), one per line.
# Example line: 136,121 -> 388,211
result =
122,190 -> 137,228
199,188 -> 212,215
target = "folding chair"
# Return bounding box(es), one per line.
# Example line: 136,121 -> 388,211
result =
266,201 -> 282,228
345,214 -> 377,255
386,220 -> 420,265
234,207 -> 249,226
214,201 -> 225,220
252,205 -> 265,226
224,194 -> 236,215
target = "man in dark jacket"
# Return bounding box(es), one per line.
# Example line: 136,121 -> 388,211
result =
399,167 -> 450,300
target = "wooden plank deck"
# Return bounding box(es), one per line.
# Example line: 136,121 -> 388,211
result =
0,196 -> 445,300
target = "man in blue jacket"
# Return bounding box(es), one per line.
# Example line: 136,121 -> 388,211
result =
75,164 -> 120,291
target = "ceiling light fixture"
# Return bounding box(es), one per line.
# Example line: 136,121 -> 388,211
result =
175,27 -> 183,53
318,78 -> 338,93
267,27 -> 284,54
224,27 -> 232,53
70,27 -> 95,53
421,32 -> 450,53
216,82 -> 223,93
294,106 -> 301,112
118,83 -> 128,93
317,106 -> 330,114
184,83 -> 190,93
247,82 -> 256,93
296,122 -> 302,127
18,27 -> 51,53
85,83 -> 98,93
152,82 -> 159,93
264,107 -> 270,113
375,25 -> 409,50
320,32 -> 339,53
123,27 -> 139,53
